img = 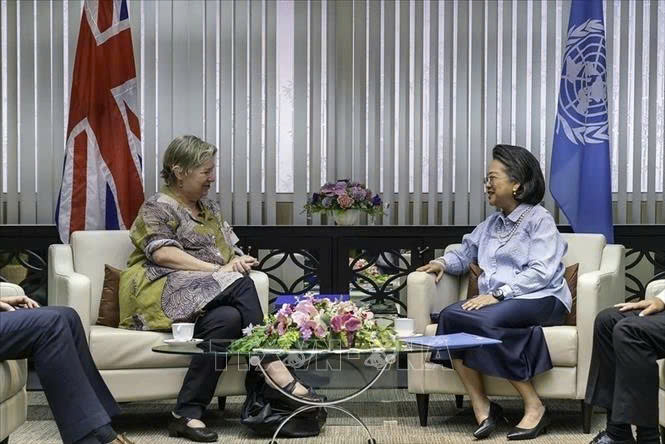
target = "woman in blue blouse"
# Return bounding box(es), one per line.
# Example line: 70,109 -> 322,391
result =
418,144 -> 570,441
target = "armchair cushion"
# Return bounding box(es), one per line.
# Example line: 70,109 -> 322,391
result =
90,326 -> 191,369
0,360 -> 27,403
466,263 -> 483,299
97,264 -> 122,328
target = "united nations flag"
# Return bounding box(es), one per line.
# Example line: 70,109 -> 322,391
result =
550,0 -> 613,243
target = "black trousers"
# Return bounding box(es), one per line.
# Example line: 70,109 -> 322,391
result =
174,276 -> 264,419
0,306 -> 120,444
585,306 -> 665,426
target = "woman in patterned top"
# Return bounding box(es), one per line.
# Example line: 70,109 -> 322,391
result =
119,135 -> 318,442
417,145 -> 570,441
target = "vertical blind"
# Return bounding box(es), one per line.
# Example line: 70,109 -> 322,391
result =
1,0 -> 664,226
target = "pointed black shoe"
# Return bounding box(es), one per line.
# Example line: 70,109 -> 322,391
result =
589,430 -> 636,444
473,401 -> 505,440
506,410 -> 551,440
167,417 -> 218,442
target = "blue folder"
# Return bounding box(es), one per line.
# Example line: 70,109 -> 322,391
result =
274,294 -> 350,307
402,333 -> 502,350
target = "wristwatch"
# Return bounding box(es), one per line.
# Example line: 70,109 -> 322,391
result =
490,289 -> 505,301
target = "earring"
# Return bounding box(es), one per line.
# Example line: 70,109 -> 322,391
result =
512,189 -> 517,196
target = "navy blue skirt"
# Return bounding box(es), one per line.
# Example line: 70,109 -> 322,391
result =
431,296 -> 567,381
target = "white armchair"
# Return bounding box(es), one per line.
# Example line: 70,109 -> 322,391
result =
406,233 -> 625,432
47,230 -> 269,406
0,283 -> 28,444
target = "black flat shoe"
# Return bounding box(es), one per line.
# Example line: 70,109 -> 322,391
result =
168,417 -> 218,442
473,401 -> 506,440
265,378 -> 325,410
506,410 -> 551,440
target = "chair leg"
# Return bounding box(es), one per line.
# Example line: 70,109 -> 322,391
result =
217,396 -> 227,412
455,395 -> 464,409
581,400 -> 592,433
416,394 -> 429,427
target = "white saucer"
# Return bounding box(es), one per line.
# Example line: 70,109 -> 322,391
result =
163,338 -> 204,344
397,333 -> 423,339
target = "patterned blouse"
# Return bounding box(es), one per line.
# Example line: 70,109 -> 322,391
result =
118,187 -> 244,330
434,203 -> 572,312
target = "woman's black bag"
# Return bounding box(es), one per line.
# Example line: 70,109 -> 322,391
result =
240,369 -> 327,438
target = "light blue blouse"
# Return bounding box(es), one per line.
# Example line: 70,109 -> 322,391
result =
434,203 -> 572,312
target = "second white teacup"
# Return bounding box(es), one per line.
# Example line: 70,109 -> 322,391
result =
172,322 -> 195,342
394,317 -> 415,337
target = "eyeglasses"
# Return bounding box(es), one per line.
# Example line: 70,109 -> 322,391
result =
482,175 -> 507,187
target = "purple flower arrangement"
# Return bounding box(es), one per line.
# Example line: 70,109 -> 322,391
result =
229,293 -> 398,352
303,179 -> 386,217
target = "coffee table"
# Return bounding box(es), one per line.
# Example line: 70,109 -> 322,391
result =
153,338 -> 496,444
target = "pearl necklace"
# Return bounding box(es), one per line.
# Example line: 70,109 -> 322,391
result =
496,206 -> 533,242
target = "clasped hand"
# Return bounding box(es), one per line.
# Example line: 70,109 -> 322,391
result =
0,295 -> 40,312
227,255 -> 259,274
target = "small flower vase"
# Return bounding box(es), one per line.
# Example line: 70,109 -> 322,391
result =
333,209 -> 361,225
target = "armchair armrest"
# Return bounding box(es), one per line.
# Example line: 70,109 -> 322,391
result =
0,282 -> 25,297
575,243 -> 625,399
646,279 -> 665,301
48,244 -> 93,340
407,271 -> 460,334
248,270 -> 269,317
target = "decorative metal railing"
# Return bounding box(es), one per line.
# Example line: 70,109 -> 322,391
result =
0,224 -> 663,310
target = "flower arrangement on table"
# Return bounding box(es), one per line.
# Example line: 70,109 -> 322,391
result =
303,179 -> 385,218
350,258 -> 393,287
229,293 -> 399,353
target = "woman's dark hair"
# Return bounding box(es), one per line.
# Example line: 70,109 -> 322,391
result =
492,144 -> 545,205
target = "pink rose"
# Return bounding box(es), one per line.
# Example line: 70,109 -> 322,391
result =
337,194 -> 354,209
291,311 -> 309,327
331,315 -> 344,333
344,316 -> 362,332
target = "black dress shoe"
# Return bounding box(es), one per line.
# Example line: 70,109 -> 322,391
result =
589,430 -> 636,444
168,417 -> 218,442
473,401 -> 506,439
506,410 -> 551,440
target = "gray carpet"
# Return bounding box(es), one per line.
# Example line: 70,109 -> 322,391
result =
11,390 -> 606,443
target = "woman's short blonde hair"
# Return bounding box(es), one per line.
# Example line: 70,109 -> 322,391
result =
160,135 -> 217,187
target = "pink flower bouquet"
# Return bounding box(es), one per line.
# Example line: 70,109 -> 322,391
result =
303,179 -> 386,217
229,293 -> 398,352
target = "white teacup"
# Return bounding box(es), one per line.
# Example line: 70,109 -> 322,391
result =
394,318 -> 415,337
172,323 -> 195,342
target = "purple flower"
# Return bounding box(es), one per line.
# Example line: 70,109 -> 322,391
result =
331,315 -> 344,333
371,194 -> 382,206
300,326 -> 312,341
313,323 -> 327,338
291,310 -> 309,327
321,196 -> 334,208
351,186 -> 366,201
337,194 -> 354,209
345,316 -> 362,332
277,321 -> 287,335
311,193 -> 320,203
320,183 -> 336,196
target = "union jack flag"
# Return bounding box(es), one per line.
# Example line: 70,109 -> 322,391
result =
56,0 -> 143,243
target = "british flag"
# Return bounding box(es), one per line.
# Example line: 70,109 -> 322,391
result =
56,0 -> 144,244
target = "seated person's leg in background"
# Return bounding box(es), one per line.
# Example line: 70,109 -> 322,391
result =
0,307 -> 122,444
586,306 -> 665,444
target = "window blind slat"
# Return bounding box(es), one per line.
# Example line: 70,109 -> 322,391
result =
453,0 -> 468,225
631,0 -> 643,224
413,0 -> 423,225
441,0 -> 454,225
427,0 -> 438,225
218,0 -> 233,221
646,0 -> 657,223
50,1 -> 64,222
617,0 -> 629,223
310,0 -> 323,225
352,0 -> 366,185
249,0 -> 262,224
468,0 -> 483,225
264,0 -> 276,225
233,0 -> 248,224
36,0 -> 53,223
367,0 -> 380,223
5,0 -> 18,223
397,0 -> 409,225
381,0 -> 395,225
293,0 -> 307,224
